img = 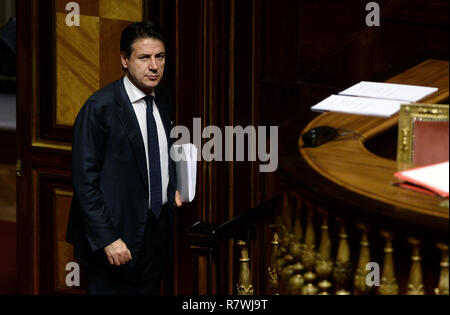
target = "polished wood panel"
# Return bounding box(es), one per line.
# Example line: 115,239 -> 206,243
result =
54,189 -> 77,293
38,172 -> 85,295
99,0 -> 142,21
56,0 -> 99,16
299,60 -> 449,223
56,13 -> 100,126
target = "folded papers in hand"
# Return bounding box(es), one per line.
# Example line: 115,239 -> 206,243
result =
394,161 -> 449,198
171,144 -> 197,202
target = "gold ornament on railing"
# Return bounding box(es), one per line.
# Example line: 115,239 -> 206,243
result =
236,240 -> 254,295
315,208 -> 333,295
276,226 -> 293,296
300,203 -> 317,295
288,273 -> 305,295
275,216 -> 293,264
274,216 -> 292,288
435,243 -> 449,295
407,237 -> 425,295
378,231 -> 399,295
353,224 -> 372,295
275,192 -> 293,270
280,264 -> 294,295
268,225 -> 280,295
277,192 -> 307,295
333,219 -> 352,295
286,261 -> 306,295
286,206 -> 306,295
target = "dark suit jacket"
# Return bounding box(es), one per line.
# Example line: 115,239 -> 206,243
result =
66,78 -> 176,267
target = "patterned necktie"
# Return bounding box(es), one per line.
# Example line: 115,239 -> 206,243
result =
145,95 -> 163,218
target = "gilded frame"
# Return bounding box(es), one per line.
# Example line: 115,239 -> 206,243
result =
397,103 -> 449,169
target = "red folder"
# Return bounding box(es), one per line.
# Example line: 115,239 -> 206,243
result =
394,161 -> 449,198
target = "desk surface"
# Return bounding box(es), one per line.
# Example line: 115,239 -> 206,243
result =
298,59 -> 449,225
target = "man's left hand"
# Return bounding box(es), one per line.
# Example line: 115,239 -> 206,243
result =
175,190 -> 182,207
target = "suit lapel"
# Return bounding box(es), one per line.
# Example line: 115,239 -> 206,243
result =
114,79 -> 149,194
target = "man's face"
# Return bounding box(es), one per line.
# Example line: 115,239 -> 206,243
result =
121,37 -> 165,93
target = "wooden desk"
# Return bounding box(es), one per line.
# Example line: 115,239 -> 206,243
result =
296,59 -> 449,236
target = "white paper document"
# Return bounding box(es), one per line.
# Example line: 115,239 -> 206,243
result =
339,81 -> 438,102
171,144 -> 197,202
311,95 -> 405,117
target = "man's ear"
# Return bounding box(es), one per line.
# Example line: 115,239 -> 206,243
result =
120,52 -> 129,70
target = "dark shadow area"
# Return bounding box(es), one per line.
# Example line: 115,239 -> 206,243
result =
0,220 -> 17,294
0,17 -> 16,94
364,126 -> 399,161
0,10 -> 17,296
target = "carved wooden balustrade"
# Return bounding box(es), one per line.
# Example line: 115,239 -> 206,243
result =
262,191 -> 448,295
188,190 -> 449,295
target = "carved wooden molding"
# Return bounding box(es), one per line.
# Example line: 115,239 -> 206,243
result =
397,103 -> 449,169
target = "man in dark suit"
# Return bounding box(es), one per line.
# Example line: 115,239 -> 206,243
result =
66,21 -> 182,295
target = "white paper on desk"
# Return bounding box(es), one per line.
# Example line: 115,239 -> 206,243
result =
311,94 -> 405,117
171,144 -> 197,202
339,81 -> 438,102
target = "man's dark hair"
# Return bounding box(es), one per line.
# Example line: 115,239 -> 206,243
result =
120,21 -> 166,57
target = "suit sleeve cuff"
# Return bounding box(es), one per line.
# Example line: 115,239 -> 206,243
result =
86,228 -> 120,253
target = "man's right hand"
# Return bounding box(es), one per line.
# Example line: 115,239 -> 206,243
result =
104,238 -> 132,266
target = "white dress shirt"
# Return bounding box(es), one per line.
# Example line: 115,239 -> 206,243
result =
123,75 -> 169,207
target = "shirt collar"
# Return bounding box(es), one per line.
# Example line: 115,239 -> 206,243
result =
123,75 -> 155,104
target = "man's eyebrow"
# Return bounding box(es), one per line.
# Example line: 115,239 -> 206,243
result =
137,52 -> 165,57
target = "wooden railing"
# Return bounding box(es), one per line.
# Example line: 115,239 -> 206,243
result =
271,191 -> 448,295
187,190 -> 449,295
